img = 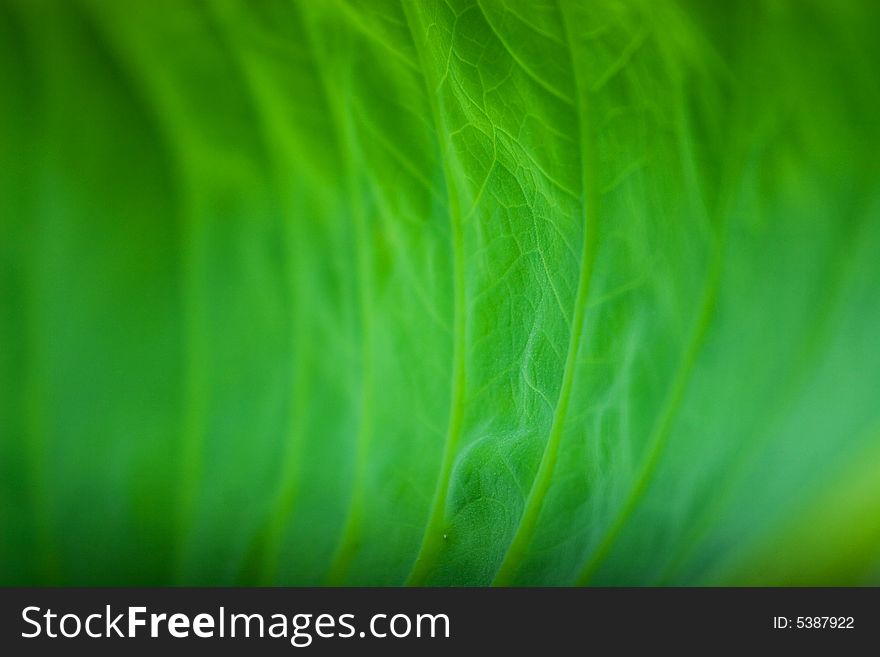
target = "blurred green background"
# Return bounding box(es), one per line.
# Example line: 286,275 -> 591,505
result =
1,0 -> 879,586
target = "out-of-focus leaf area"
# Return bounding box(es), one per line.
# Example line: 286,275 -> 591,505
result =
1,0 -> 879,585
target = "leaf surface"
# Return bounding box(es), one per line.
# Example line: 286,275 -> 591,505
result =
1,0 -> 879,585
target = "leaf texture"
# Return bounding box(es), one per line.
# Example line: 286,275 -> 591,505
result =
1,0 -> 879,585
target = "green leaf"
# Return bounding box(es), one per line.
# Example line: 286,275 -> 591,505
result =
1,0 -> 878,586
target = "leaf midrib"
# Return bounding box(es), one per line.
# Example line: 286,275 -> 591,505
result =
492,0 -> 601,586
401,0 -> 468,587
